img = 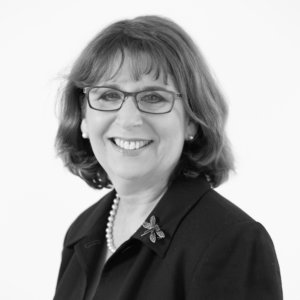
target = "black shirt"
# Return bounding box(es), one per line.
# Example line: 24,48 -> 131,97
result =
54,176 -> 283,300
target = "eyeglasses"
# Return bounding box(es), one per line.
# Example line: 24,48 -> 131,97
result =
83,86 -> 182,114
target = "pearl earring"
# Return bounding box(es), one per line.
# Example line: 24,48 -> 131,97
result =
82,132 -> 88,139
188,135 -> 194,141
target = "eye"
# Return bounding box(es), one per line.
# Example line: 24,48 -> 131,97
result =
140,92 -> 167,103
89,88 -> 123,102
100,91 -> 123,101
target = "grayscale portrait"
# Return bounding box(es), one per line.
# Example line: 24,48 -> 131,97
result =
52,15 -> 282,299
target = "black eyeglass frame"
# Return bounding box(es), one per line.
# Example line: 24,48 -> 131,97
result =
83,86 -> 182,114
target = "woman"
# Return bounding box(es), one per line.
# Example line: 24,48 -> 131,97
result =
53,15 -> 282,299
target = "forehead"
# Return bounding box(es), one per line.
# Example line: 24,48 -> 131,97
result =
93,50 -> 176,88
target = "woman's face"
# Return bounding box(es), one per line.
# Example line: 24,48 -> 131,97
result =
81,59 -> 196,186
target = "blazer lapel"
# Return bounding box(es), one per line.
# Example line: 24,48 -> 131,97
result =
133,175 -> 211,257
64,190 -> 115,300
57,176 -> 211,300
74,236 -> 106,300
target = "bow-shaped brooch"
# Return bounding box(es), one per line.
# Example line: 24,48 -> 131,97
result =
141,215 -> 165,243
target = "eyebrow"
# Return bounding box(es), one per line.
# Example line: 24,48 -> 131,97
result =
97,83 -> 176,93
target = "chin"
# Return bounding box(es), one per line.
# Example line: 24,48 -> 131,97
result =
114,172 -> 148,182
109,165 -> 150,181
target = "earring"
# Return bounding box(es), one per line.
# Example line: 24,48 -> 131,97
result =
188,135 -> 194,141
82,132 -> 88,139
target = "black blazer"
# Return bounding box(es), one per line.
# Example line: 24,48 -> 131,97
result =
53,176 -> 283,299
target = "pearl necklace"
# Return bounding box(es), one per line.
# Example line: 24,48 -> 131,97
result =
105,189 -> 167,253
105,194 -> 120,253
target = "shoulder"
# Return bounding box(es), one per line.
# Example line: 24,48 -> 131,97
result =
180,190 -> 283,299
185,187 -> 256,234
170,187 -> 272,257
199,189 -> 274,243
167,187 -> 280,280
202,188 -> 255,221
63,189 -> 114,247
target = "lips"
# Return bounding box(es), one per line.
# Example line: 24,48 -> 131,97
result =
110,137 -> 153,150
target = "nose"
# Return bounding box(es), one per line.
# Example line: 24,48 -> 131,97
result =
115,96 -> 143,128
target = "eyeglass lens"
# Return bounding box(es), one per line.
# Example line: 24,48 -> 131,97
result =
88,87 -> 175,113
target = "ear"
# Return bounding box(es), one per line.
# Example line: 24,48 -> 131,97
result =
186,120 -> 198,140
80,119 -> 88,139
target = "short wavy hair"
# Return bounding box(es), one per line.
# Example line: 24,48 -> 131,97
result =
55,15 -> 234,189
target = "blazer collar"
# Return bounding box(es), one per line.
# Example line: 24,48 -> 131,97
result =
132,175 -> 211,257
64,189 -> 115,248
61,176 -> 210,300
65,175 -> 211,258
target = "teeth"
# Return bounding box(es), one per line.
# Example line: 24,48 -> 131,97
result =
113,138 -> 151,150
129,142 -> 135,150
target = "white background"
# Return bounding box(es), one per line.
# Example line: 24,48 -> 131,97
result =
0,0 -> 299,299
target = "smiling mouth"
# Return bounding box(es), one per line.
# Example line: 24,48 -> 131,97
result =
110,138 -> 153,150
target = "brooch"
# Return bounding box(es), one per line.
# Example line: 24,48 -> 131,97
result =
141,215 -> 165,243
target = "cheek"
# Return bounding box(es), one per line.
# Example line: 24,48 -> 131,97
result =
85,115 -> 111,156
85,111 -> 110,137
157,117 -> 186,153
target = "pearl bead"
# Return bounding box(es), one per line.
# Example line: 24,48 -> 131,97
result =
105,194 -> 120,253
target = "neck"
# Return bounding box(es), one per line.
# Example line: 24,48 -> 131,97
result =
111,175 -> 169,214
